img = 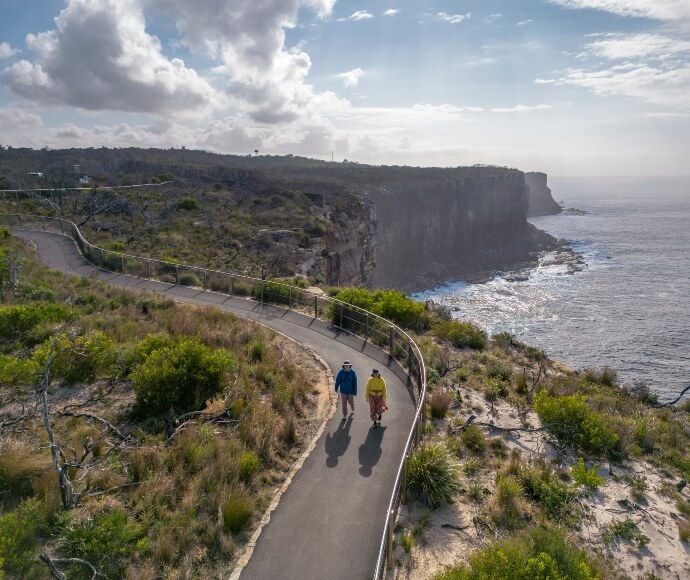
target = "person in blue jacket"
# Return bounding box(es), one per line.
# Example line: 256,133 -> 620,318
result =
335,360 -> 358,420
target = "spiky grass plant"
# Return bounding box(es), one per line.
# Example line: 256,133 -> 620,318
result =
407,442 -> 460,509
429,389 -> 454,419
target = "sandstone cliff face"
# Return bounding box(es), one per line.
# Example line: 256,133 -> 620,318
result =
525,171 -> 561,217
362,171 -> 556,291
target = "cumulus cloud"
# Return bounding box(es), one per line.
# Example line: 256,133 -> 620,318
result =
140,0 -> 339,126
383,9 -> 400,16
538,32 -> 690,111
516,19 -> 534,26
2,0 -> 215,114
547,0 -> 690,21
0,107 -> 43,131
437,12 -> 471,24
335,68 -> 364,87
0,42 -> 20,60
338,10 -> 375,21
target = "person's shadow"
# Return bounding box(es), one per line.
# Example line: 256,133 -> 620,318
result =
325,417 -> 352,467
358,425 -> 385,477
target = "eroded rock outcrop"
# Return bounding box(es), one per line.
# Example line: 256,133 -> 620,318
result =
525,171 -> 561,217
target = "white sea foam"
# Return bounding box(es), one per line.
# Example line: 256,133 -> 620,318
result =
417,176 -> 690,402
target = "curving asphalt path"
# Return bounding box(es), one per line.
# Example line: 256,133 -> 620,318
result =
16,230 -> 417,580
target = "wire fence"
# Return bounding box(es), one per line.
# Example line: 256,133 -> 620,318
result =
1,212 -> 427,577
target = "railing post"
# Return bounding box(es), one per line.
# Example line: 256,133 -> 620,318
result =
407,341 -> 413,372
121,255 -> 125,274
230,275 -> 234,295
19,215 -> 23,229
146,260 -> 151,279
389,326 -> 394,354
175,265 -> 179,285
260,281 -> 264,304
60,220 -> 64,235
42,217 -> 46,231
314,295 -> 318,319
203,270 -> 207,289
339,303 -> 344,328
288,286 -> 292,309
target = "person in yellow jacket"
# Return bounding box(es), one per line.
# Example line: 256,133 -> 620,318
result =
365,369 -> 388,428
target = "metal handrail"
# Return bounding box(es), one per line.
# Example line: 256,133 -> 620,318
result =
1,212 -> 427,577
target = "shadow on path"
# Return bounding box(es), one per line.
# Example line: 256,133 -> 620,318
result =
358,425 -> 386,477
325,417 -> 353,467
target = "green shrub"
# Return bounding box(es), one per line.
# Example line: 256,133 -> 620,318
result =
534,391 -> 618,455
518,464 -> 578,525
254,280 -> 302,305
178,272 -> 202,287
176,196 -> 199,211
0,226 -> 10,240
0,355 -> 38,387
0,498 -> 46,576
571,458 -> 604,490
407,442 -> 460,509
583,367 -> 617,387
432,320 -> 487,350
63,508 -> 145,577
434,525 -> 600,580
32,330 -> 115,384
332,287 -> 430,331
0,302 -> 71,338
131,337 -> 237,415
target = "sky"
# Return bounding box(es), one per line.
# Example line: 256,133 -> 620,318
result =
0,0 -> 689,176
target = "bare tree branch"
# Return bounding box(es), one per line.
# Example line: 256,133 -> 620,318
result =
40,552 -> 107,580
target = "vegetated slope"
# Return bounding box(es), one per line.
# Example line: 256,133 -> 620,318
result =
0,227 -> 328,578
0,147 -> 557,290
389,330 -> 690,579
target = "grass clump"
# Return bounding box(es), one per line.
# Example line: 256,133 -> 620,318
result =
63,507 -> 146,577
221,491 -> 254,534
490,476 -> 526,530
178,272 -> 202,286
407,442 -> 460,509
434,525 -> 601,580
429,389 -> 454,419
400,532 -> 414,553
460,425 -> 487,454
517,464 -> 579,525
0,441 -> 50,505
602,518 -> 649,547
679,520 -> 690,543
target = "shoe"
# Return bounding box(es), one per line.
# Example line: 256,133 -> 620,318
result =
342,415 -> 347,421
378,414 -> 382,421
372,421 -> 377,429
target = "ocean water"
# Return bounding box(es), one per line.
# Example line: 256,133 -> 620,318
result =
415,176 -> 690,402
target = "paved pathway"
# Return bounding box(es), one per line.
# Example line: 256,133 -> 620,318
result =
16,230 -> 417,580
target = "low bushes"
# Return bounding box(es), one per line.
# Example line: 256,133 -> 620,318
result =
432,320 -> 487,350
331,287 -> 431,332
434,525 -> 601,580
407,442 -> 460,509
253,280 -> 302,305
131,336 -> 238,415
31,330 -> 115,384
0,302 -> 72,339
534,390 -> 619,456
